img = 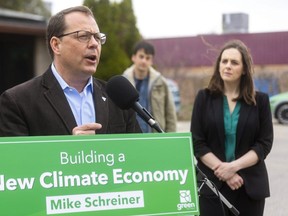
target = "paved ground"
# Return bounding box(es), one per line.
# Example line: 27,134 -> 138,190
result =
264,122 -> 288,216
176,121 -> 288,216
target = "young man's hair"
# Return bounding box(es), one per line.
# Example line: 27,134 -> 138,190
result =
132,40 -> 155,55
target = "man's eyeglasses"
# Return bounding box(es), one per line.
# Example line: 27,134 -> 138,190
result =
57,30 -> 106,45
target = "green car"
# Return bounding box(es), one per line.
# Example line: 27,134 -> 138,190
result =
269,91 -> 288,124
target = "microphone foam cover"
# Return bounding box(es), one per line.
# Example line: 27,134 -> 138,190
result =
106,75 -> 139,110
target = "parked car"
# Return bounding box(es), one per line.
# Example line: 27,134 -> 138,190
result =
166,78 -> 181,113
269,91 -> 288,124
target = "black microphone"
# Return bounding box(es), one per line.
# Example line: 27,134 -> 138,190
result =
106,75 -> 164,133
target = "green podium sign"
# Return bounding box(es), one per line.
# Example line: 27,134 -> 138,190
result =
0,132 -> 199,216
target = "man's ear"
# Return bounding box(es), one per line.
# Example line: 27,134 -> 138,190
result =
50,37 -> 61,55
131,54 -> 136,63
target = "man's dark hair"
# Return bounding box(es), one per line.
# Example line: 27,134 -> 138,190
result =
132,40 -> 155,56
46,6 -> 95,59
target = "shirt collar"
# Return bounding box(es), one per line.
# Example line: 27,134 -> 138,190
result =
51,63 -> 93,93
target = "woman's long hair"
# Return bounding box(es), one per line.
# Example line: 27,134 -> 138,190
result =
208,40 -> 256,105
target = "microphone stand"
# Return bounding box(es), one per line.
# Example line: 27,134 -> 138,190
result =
133,103 -> 164,133
156,125 -> 239,216
196,165 -> 240,216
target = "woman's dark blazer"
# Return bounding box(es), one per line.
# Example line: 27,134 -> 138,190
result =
0,66 -> 141,136
191,89 -> 273,200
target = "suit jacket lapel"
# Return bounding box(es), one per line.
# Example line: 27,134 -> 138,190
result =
93,79 -> 109,134
42,69 -> 77,134
237,101 -> 251,145
212,95 -> 225,150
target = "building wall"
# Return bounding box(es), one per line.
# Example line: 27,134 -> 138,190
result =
0,34 -> 35,94
161,65 -> 288,120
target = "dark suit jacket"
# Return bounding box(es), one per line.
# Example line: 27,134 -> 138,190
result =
191,89 -> 273,200
0,67 -> 141,136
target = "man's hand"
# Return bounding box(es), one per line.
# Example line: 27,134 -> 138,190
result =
72,123 -> 102,135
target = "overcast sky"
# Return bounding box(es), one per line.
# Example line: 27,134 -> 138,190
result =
47,0 -> 288,39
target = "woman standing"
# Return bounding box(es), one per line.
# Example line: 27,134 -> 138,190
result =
191,40 -> 273,216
